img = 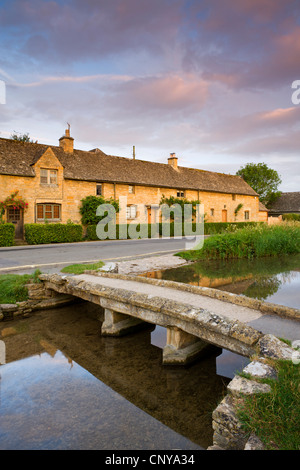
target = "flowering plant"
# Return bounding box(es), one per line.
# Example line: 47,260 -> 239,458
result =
0,191 -> 28,213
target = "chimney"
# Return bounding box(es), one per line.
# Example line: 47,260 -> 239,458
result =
59,125 -> 74,153
168,152 -> 178,170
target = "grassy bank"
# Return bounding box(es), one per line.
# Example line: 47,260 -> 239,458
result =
0,270 -> 41,304
60,260 -> 104,274
237,359 -> 300,450
177,222 -> 300,261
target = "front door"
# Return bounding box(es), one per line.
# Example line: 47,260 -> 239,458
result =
7,207 -> 24,239
222,209 -> 227,222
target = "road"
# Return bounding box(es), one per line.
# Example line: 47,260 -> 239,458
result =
0,237 -> 190,274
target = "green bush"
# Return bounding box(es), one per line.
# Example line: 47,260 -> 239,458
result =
203,221 -> 262,234
282,213 -> 300,221
0,223 -> 15,246
86,223 -> 159,240
80,195 -> 119,226
24,223 -> 83,245
85,221 -> 261,240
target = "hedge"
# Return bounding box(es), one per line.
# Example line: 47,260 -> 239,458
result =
85,221 -> 262,240
0,223 -> 15,246
24,223 -> 83,245
282,213 -> 300,221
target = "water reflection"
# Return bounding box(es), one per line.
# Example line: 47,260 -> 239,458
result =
0,303 -> 231,450
143,254 -> 300,309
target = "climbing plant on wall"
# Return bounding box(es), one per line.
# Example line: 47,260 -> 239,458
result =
0,191 -> 28,220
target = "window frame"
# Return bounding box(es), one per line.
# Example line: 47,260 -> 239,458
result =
126,205 -> 137,220
176,190 -> 185,198
244,210 -> 250,220
36,203 -> 61,222
40,168 -> 58,185
96,184 -> 102,196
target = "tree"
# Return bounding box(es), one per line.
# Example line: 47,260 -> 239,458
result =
236,163 -> 282,208
10,132 -> 34,143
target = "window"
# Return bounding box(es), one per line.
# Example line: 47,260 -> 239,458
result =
210,208 -> 214,217
40,168 -> 58,185
8,208 -> 21,220
232,194 -> 236,201
128,185 -> 134,194
177,190 -> 185,198
126,205 -> 137,219
244,210 -> 250,220
96,184 -> 102,196
36,203 -> 61,221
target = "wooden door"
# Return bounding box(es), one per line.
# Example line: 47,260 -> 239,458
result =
147,207 -> 152,224
222,209 -> 227,222
7,207 -> 23,239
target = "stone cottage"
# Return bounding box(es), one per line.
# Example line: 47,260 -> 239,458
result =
0,129 -> 260,238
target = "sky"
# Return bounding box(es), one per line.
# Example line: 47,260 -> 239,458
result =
0,0 -> 299,192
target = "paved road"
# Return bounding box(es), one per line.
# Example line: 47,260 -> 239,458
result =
0,237 -> 190,274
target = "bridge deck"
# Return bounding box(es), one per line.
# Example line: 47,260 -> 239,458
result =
75,273 -> 300,342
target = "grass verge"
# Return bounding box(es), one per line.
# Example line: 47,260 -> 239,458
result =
0,269 -> 41,304
236,359 -> 300,450
60,260 -> 104,274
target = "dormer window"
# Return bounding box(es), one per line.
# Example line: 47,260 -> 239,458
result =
40,168 -> 58,185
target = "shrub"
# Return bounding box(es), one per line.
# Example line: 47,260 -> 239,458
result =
24,223 -> 83,244
86,223 -> 158,240
0,223 -> 15,246
282,213 -> 300,221
80,195 -> 119,226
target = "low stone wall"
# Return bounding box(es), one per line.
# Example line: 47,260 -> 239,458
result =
208,334 -> 297,450
0,282 -> 76,321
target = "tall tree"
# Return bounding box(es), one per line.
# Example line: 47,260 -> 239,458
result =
10,132 -> 34,143
236,162 -> 282,208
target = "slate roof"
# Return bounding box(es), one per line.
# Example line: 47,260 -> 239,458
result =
268,192 -> 300,214
0,137 -> 258,196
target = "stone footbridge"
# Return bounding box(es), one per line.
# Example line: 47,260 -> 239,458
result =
38,272 -> 300,366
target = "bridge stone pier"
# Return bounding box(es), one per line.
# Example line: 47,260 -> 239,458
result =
38,272 -> 267,365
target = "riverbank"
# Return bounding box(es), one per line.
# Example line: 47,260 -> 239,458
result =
176,222 -> 300,261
